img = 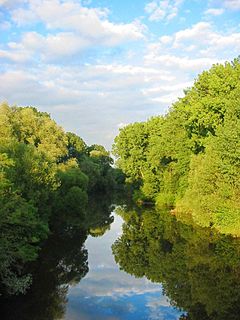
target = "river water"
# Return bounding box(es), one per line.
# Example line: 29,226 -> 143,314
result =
64,211 -> 183,320
1,201 -> 240,320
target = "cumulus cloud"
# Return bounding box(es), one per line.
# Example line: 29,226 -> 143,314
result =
145,0 -> 184,22
172,22 -> 240,56
1,0 -> 145,63
173,22 -> 212,46
0,63 -> 172,148
11,0 -> 144,42
141,21 -> 240,109
145,22 -> 240,72
4,21 -> 239,148
1,1 -> 239,150
0,48 -> 31,62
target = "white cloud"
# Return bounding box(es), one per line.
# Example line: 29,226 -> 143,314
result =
145,22 -> 240,68
160,35 -> 172,44
145,0 -> 184,22
0,48 -> 32,62
223,0 -> 240,10
4,21 -> 239,149
23,31 -> 91,59
173,22 -> 212,47
1,0 -> 145,63
11,0 -> 144,42
0,63 -> 174,148
144,53 -> 222,71
204,8 -> 224,16
1,2 -> 239,151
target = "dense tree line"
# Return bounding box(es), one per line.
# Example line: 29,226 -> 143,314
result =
113,58 -> 240,235
0,103 -> 123,295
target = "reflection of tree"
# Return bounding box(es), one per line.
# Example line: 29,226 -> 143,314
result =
84,194 -> 116,237
0,221 -> 88,320
112,207 -> 240,320
0,195 -> 116,320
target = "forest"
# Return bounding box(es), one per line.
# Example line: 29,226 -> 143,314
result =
0,103 -> 123,296
113,58 -> 240,236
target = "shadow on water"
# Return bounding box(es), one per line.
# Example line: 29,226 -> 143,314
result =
0,194 -> 116,320
1,196 -> 240,320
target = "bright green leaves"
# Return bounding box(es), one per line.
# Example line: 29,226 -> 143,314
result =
113,122 -> 148,184
113,58 -> 240,233
178,105 -> 240,234
0,105 -> 68,161
0,103 -> 119,296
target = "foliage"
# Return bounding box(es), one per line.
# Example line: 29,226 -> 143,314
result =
0,102 -> 122,296
113,58 -> 240,234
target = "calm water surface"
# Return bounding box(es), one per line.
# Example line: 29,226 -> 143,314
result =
1,200 -> 240,320
65,211 -> 183,320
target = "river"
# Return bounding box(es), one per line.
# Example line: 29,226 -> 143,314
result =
65,210 -> 183,320
1,200 -> 240,320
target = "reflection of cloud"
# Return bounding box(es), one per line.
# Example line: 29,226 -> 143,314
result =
68,212 -> 162,303
64,211 -> 183,320
65,290 -> 183,320
69,268 -> 162,297
146,295 -> 183,320
146,295 -> 171,308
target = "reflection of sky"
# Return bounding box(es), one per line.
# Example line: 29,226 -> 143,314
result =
64,212 -> 183,320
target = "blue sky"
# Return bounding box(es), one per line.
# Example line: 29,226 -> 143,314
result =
0,0 -> 240,148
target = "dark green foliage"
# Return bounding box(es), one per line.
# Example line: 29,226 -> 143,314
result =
65,131 -> 87,160
57,167 -> 89,194
79,145 -> 119,193
59,186 -> 88,216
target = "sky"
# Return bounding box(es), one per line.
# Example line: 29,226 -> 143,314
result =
0,0 -> 240,149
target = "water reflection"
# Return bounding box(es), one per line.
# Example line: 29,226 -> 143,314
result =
1,199 -> 240,320
0,219 -> 88,320
112,207 -> 240,320
65,212 -> 179,320
0,195 -> 114,320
